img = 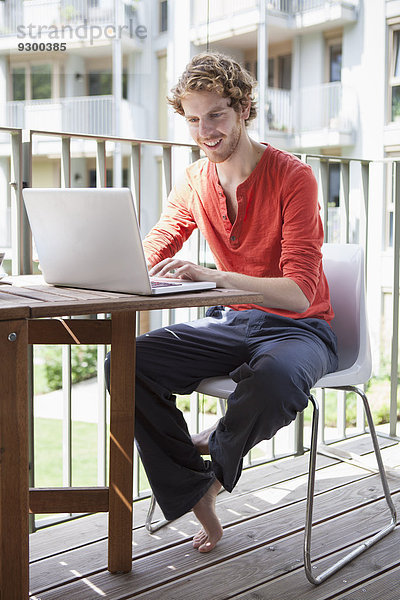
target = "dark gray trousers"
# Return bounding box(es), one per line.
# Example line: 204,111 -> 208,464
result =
104,307 -> 338,521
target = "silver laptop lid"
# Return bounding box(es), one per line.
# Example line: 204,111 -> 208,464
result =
23,187 -> 153,294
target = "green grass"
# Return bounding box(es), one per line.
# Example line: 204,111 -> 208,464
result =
34,418 -> 100,487
34,417 -> 149,521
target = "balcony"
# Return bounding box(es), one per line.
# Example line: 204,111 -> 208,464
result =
255,82 -> 357,148
0,0 -> 139,37
191,0 -> 358,36
2,96 -> 146,138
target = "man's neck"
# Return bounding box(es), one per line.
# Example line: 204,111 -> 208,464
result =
216,135 -> 266,188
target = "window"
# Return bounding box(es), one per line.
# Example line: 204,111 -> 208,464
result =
268,58 -> 274,88
12,67 -> 26,101
160,0 -> 168,32
11,64 -> 52,101
31,64 -> 52,99
328,163 -> 340,207
329,43 -> 342,82
278,54 -> 291,90
122,71 -> 128,100
88,72 -> 112,96
389,26 -> 400,122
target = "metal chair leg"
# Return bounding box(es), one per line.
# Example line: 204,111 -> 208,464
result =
145,493 -> 171,533
304,389 -> 397,585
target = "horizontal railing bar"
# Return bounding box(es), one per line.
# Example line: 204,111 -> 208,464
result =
29,129 -> 197,149
29,487 -> 109,513
0,126 -> 23,134
305,154 -> 373,164
28,318 -> 112,345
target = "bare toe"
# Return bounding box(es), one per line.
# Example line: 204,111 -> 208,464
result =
192,480 -> 223,553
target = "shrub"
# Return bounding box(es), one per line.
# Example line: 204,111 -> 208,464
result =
36,345 -> 98,392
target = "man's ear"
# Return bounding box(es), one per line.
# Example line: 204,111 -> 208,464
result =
241,97 -> 251,121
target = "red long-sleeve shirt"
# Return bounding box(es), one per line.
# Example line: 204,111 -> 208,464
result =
143,144 -> 334,322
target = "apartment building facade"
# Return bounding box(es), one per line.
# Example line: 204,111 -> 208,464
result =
0,0 -> 399,367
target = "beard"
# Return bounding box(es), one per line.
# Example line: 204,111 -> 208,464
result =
200,118 -> 242,164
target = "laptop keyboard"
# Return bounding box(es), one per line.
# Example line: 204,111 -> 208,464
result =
151,280 -> 182,288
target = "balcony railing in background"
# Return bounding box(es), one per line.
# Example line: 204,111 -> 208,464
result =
268,0 -> 358,12
254,82 -> 356,137
266,87 -> 293,132
298,82 -> 357,132
0,0 -> 138,35
0,126 -> 398,533
191,0 -> 358,24
3,96 -> 145,137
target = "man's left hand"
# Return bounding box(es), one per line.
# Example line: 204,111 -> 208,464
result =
149,258 -> 217,282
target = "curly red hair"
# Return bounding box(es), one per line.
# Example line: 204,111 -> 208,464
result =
168,52 -> 257,126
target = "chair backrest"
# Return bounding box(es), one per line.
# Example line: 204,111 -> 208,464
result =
321,243 -> 372,383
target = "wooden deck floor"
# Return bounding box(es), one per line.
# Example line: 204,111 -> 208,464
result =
29,435 -> 400,600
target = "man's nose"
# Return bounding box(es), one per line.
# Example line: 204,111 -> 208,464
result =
198,118 -> 213,138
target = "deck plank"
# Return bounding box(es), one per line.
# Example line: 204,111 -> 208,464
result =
29,435 -> 395,561
29,439 -> 400,600
31,473 -> 400,596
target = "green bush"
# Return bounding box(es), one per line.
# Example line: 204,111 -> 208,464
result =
36,345 -> 98,392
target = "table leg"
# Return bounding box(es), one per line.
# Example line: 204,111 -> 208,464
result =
108,310 -> 136,573
0,319 -> 29,599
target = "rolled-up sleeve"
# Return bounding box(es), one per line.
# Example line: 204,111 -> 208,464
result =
143,182 -> 197,267
279,164 -> 323,304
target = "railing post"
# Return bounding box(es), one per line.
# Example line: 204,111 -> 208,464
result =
130,143 -> 141,215
319,159 -> 329,241
61,137 -> 71,188
340,160 -> 350,243
96,140 -> 106,188
361,161 -> 370,281
257,0 -> 268,140
10,130 -> 23,275
390,161 -> 400,438
60,136 -> 73,492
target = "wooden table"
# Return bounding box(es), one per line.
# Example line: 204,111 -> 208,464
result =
0,276 -> 262,600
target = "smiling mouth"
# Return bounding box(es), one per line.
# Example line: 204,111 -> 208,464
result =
203,139 -> 222,149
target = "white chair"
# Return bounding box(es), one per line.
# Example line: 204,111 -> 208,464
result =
146,243 -> 397,584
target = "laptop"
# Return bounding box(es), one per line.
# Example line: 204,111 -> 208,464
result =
22,188 -> 217,295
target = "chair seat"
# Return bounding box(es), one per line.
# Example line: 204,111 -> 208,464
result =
195,354 -> 372,399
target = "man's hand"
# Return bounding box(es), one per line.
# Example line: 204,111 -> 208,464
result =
149,258 -> 218,282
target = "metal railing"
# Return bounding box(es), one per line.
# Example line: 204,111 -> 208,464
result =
253,83 -> 356,137
6,96 -> 114,137
191,0 -> 358,24
298,82 -> 357,133
0,127 -> 398,531
0,0 -> 138,35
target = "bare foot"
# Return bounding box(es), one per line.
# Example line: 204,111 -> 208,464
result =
191,421 -> 219,455
192,479 -> 223,553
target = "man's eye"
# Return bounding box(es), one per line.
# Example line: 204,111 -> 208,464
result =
210,113 -> 221,118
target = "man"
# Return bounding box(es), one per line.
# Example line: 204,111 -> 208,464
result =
105,52 -> 338,553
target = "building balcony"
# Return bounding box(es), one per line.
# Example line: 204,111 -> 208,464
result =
1,95 -> 146,138
190,0 -> 358,43
0,0 -> 139,37
254,82 -> 357,149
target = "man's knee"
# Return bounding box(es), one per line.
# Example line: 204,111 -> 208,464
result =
248,357 -> 309,419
